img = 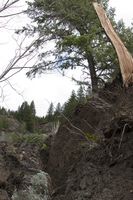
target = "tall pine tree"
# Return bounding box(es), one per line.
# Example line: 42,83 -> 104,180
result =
54,102 -> 62,120
77,86 -> 86,104
45,102 -> 54,122
17,101 -> 36,132
63,90 -> 78,118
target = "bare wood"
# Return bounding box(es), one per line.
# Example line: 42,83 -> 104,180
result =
93,2 -> 133,87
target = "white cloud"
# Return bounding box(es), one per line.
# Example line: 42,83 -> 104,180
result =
109,0 -> 133,25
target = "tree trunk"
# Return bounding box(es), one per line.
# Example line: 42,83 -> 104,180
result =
86,53 -> 98,92
93,1 -> 133,87
77,27 -> 98,92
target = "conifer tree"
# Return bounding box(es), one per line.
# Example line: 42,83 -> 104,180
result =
30,101 -> 36,117
25,0 -> 133,90
77,86 -> 86,104
63,90 -> 78,118
17,101 -> 36,132
45,102 -> 54,122
54,103 -> 62,119
0,107 -> 7,115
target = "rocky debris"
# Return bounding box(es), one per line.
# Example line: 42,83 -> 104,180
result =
0,142 -> 52,200
0,113 -> 53,200
40,86 -> 133,200
39,121 -> 60,135
0,189 -> 10,200
0,116 -> 25,133
59,130 -> 133,200
11,171 -> 51,200
0,84 -> 133,200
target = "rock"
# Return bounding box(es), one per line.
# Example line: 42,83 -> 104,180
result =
11,171 -> 52,200
0,189 -> 10,200
0,155 -> 10,184
0,142 -> 52,199
38,121 -> 60,135
0,116 -> 24,133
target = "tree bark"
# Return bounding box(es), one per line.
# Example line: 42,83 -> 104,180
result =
86,53 -> 98,92
77,27 -> 98,92
93,2 -> 133,87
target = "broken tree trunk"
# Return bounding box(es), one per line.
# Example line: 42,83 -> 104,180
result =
93,1 -> 133,87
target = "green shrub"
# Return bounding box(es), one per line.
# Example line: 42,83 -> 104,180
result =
12,133 -> 48,149
0,117 -> 9,130
41,143 -> 48,151
84,132 -> 98,142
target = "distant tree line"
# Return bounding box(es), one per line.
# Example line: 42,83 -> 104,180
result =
15,101 -> 36,132
0,86 -> 88,132
0,101 -> 36,133
45,85 -> 88,121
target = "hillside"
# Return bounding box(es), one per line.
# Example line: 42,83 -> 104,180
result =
0,82 -> 133,200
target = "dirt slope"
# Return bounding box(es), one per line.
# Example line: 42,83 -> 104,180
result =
0,82 -> 133,200
41,84 -> 133,200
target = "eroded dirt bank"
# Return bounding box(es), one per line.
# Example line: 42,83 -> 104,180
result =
0,83 -> 133,200
41,84 -> 133,200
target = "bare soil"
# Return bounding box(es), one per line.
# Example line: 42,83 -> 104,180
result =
41,84 -> 133,200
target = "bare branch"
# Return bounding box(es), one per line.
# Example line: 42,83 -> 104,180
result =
0,10 -> 25,18
0,0 -> 26,19
6,79 -> 25,100
0,0 -> 19,13
0,38 -> 37,81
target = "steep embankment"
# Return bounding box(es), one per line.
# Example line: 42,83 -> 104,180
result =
0,83 -> 133,200
41,83 -> 133,200
0,117 -> 52,200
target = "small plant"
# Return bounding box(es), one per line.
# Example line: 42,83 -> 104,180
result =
41,143 -> 48,151
12,133 -> 48,149
84,132 -> 98,142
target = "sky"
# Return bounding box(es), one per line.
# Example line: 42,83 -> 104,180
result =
109,0 -> 133,25
0,0 -> 133,116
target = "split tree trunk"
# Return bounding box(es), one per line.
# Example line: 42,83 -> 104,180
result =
93,1 -> 133,87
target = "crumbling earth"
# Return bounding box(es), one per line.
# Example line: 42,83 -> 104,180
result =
41,83 -> 133,200
0,83 -> 133,200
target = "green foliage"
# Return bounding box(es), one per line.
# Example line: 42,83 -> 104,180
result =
116,20 -> 133,55
44,87 -> 88,122
23,0 -> 110,90
77,85 -> 86,104
45,102 -> 54,122
12,133 -> 48,148
23,0 -> 133,91
47,102 -> 54,117
41,143 -> 48,151
84,132 -> 98,142
63,90 -> 78,118
0,116 -> 9,130
16,101 -> 36,132
30,100 -> 36,117
54,102 -> 62,119
45,102 -> 63,122
0,107 -> 8,115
